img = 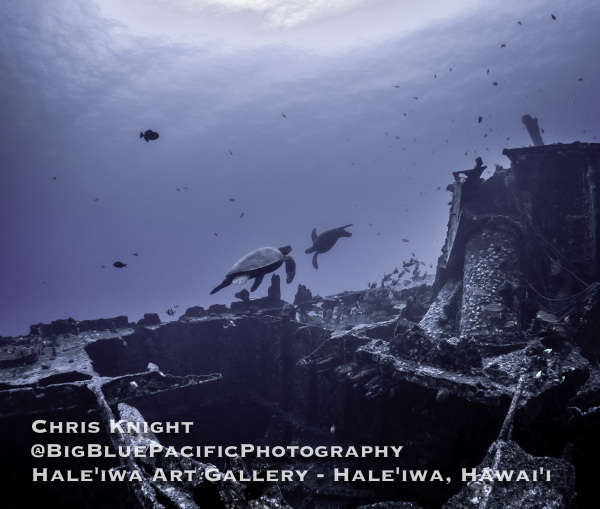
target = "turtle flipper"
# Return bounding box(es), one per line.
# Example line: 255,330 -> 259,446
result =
311,228 -> 317,242
211,276 -> 233,294
312,252 -> 318,270
305,246 -> 316,254
335,224 -> 353,237
250,274 -> 265,292
285,256 -> 296,283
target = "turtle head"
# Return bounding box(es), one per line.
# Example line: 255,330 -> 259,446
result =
278,245 -> 292,256
284,255 -> 296,284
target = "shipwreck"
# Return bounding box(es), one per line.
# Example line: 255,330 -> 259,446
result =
1,140 -> 599,509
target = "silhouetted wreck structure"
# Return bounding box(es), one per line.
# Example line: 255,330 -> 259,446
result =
1,142 -> 600,508
521,115 -> 545,146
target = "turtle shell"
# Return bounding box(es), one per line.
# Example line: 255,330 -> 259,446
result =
226,247 -> 284,277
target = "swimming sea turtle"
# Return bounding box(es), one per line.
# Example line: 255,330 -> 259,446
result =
210,246 -> 296,294
305,224 -> 352,269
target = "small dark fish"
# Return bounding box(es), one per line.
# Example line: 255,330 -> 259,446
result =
240,213 -> 245,218
140,130 -> 159,142
282,113 -> 286,118
493,82 -> 498,86
578,78 -> 583,81
133,253 -> 139,256
229,150 -> 233,155
500,43 -> 506,48
176,188 -> 180,191
93,198 -> 99,201
412,96 -> 418,100
214,233 -> 218,237
166,308 -> 176,316
183,186 -> 188,189
101,265 -> 105,268
402,238 -> 409,242
551,14 -> 556,20
113,261 -> 127,268
229,198 -> 235,202
517,21 -> 522,25
487,69 -> 490,74
393,85 -> 399,88
53,176 -> 57,180
478,116 -> 482,123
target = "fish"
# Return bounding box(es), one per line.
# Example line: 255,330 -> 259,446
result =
551,14 -> 556,20
229,198 -> 236,202
282,113 -> 287,118
240,213 -> 245,218
133,253 -> 139,256
140,130 -> 159,142
113,262 -> 127,268
478,116 -> 483,123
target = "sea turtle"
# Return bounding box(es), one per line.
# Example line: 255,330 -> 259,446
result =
210,246 -> 296,294
305,224 -> 352,269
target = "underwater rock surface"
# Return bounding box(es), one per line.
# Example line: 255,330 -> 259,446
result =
1,142 -> 600,508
